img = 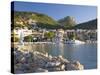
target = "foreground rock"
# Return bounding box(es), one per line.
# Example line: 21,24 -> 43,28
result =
14,47 -> 84,73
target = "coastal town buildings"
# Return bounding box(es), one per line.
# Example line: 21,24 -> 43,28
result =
11,27 -> 97,43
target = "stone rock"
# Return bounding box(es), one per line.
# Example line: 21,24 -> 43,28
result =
45,61 -> 61,67
65,63 -> 77,70
60,64 -> 65,71
35,68 -> 48,72
14,47 -> 84,73
72,61 -> 84,70
65,61 -> 84,70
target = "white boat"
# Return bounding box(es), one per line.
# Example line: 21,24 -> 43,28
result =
64,40 -> 85,44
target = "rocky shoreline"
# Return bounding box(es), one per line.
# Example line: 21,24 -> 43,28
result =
13,46 -> 84,74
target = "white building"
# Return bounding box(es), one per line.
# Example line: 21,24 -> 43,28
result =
12,27 -> 33,38
55,29 -> 64,43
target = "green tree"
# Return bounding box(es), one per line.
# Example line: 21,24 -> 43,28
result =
11,30 -> 19,42
11,36 -> 19,42
44,32 -> 55,41
68,33 -> 76,40
24,35 -> 33,42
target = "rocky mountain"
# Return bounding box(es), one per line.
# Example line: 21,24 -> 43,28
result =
58,16 -> 76,29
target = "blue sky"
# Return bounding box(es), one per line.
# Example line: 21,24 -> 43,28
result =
12,1 -> 97,24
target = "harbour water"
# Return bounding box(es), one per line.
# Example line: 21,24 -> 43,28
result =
24,43 -> 97,69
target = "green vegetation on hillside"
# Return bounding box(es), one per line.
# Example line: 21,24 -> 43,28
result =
13,11 -> 59,29
74,19 -> 97,29
12,11 -> 97,30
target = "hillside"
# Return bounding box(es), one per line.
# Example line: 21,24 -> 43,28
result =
74,19 -> 97,29
12,11 -> 59,29
11,11 -> 97,30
